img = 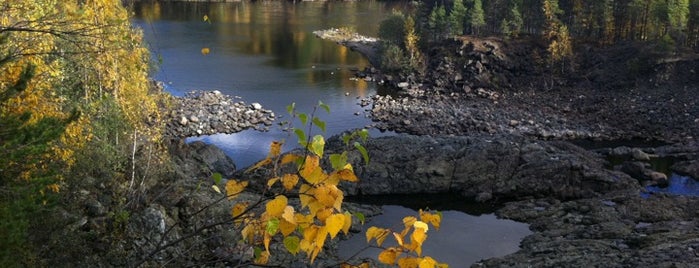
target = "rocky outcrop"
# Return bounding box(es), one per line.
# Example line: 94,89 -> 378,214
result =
324,134 -> 640,201
165,90 -> 275,138
313,28 -> 380,66
480,194 -> 699,267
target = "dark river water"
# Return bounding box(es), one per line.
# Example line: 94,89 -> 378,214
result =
132,0 -> 408,168
131,1 -> 530,266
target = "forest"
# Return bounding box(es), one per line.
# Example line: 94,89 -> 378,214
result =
417,0 -> 698,49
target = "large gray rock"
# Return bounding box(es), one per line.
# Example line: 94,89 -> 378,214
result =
168,139 -> 236,179
326,134 -> 640,201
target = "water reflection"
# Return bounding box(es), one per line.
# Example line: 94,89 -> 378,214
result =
132,1 -> 408,167
645,174 -> 699,197
338,205 -> 532,267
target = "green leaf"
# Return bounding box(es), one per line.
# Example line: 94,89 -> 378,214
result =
294,128 -> 307,146
329,152 -> 348,171
266,218 -> 280,235
358,129 -> 369,142
286,103 -> 295,115
298,113 -> 308,125
354,212 -> 366,225
254,247 -> 263,259
310,135 -> 325,157
283,235 -> 301,255
342,133 -> 351,145
354,142 -> 370,164
212,172 -> 222,185
319,101 -> 330,114
312,117 -> 326,133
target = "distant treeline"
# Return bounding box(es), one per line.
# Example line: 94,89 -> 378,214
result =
420,0 -> 698,49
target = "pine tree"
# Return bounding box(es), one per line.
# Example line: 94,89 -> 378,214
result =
450,0 -> 469,35
469,0 -> 486,35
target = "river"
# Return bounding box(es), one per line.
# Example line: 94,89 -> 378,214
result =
132,0 -> 409,168
131,1 -> 530,267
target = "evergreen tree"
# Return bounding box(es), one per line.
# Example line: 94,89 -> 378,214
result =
428,5 -> 450,41
450,0 -> 469,35
469,0 -> 486,35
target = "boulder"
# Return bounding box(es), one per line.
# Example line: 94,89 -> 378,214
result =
324,134 -> 639,201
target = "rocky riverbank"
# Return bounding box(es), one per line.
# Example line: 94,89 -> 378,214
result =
164,90 -> 275,138
311,30 -> 699,267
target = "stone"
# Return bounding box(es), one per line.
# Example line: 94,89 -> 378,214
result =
179,116 -> 189,126
189,115 -> 200,123
631,148 -> 651,161
397,82 -> 409,88
251,102 -> 263,110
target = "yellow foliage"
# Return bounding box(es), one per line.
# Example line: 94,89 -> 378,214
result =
281,174 -> 299,191
366,226 -> 389,246
225,179 -> 248,200
282,206 -> 296,224
279,218 -> 297,236
269,141 -> 282,158
419,209 -> 442,231
221,117 -> 442,266
231,202 -> 248,219
281,153 -> 300,165
378,247 -> 400,265
265,195 -> 287,217
299,183 -> 314,209
342,211 -> 352,235
325,213 -> 345,239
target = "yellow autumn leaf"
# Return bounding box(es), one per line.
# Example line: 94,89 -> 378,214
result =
398,257 -> 422,268
420,210 -> 441,230
393,231 -> 404,246
241,224 -> 255,243
303,225 -> 319,242
245,158 -> 272,173
299,183 -> 314,209
401,216 -> 418,237
279,217 -> 297,236
413,220 -> 429,232
325,213 -> 345,239
255,250 -> 270,265
265,195 -> 287,217
281,154 -> 300,165
295,213 -> 314,228
403,216 -> 418,228
366,226 -> 389,246
316,207 -> 333,222
281,173 -> 299,191
411,226 -> 428,256
282,205 -> 296,224
378,247 -> 399,265
299,238 -> 314,255
267,177 -> 280,188
314,184 -> 340,208
201,47 -> 210,55
264,232 -> 271,252
333,189 -> 344,212
336,168 -> 359,182
231,202 -> 248,219
342,211 -> 352,235
269,141 -> 282,158
300,155 -> 325,184
310,225 -> 329,263
419,256 -> 438,268
225,180 -> 248,200
307,200 -> 324,218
